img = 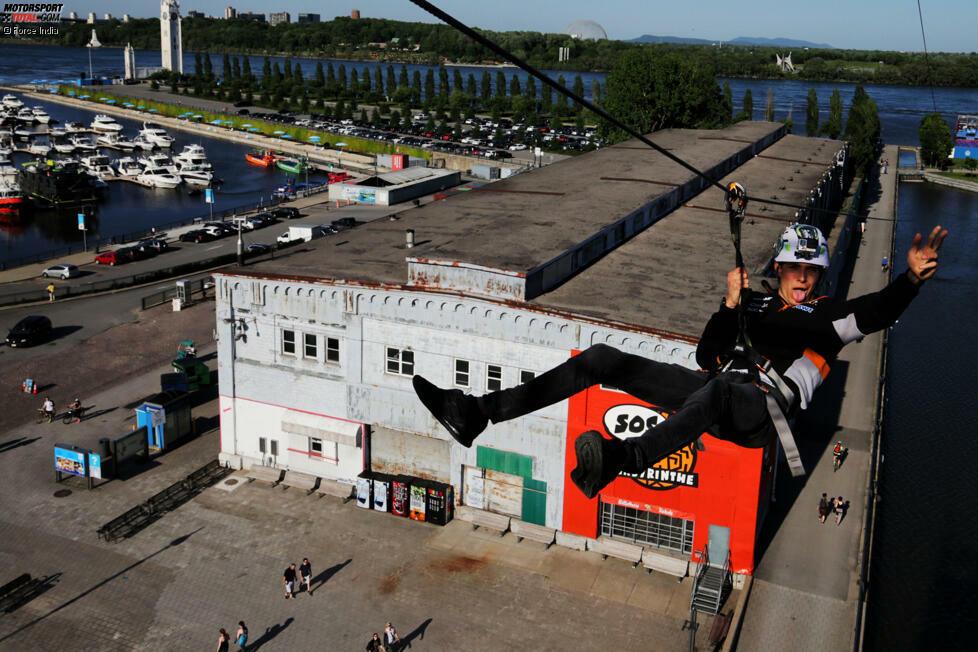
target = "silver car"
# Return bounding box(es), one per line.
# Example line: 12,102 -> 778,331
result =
41,263 -> 80,280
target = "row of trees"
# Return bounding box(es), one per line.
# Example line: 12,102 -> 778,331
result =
32,16 -> 978,86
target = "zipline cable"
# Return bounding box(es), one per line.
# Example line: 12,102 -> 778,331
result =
408,0 -> 884,223
916,0 -> 938,113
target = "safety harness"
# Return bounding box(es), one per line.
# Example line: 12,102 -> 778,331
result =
720,183 -> 806,477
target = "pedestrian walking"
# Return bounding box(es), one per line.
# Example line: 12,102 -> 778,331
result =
283,562 -> 297,599
881,256 -> 888,271
365,632 -> 384,652
235,621 -> 248,651
217,628 -> 230,652
299,557 -> 312,595
384,622 -> 402,651
46,283 -> 55,302
818,493 -> 831,524
834,496 -> 846,526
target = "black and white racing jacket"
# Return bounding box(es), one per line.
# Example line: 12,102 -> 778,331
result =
696,271 -> 920,411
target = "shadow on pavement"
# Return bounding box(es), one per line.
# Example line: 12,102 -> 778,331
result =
2,573 -> 62,614
247,617 -> 294,650
399,618 -> 433,649
49,325 -> 82,342
0,529 -> 201,644
0,436 -> 42,454
311,558 -> 351,593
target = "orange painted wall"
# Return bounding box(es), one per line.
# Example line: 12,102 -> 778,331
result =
560,380 -> 774,575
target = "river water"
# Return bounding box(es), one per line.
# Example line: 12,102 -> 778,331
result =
0,92 -> 331,266
2,43 -> 974,648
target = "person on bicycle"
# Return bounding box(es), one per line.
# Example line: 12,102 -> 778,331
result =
41,396 -> 55,422
68,397 -> 82,423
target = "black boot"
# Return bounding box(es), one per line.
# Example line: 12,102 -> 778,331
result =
570,431 -> 637,499
412,375 -> 488,447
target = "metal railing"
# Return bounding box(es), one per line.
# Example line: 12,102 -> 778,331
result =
140,276 -> 212,310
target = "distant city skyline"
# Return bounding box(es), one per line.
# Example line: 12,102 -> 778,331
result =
60,1 -> 978,53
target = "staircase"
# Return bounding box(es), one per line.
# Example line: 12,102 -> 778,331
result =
690,544 -> 732,615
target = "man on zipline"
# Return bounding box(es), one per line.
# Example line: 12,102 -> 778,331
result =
414,223 -> 947,498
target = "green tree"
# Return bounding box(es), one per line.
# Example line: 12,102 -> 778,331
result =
314,62 -> 325,88
242,57 -> 253,86
591,79 -> 601,103
424,69 -> 435,104
964,157 -> 978,174
599,49 -> 727,142
918,112 -> 953,167
764,88 -> 775,122
741,89 -> 753,121
821,89 -> 843,139
495,70 -> 506,98
222,53 -> 231,81
843,86 -> 881,175
572,75 -> 584,108
480,71 -> 491,105
805,88 -> 819,137
509,74 -> 521,97
722,81 -> 732,119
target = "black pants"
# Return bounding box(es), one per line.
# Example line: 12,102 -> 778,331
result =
478,344 -> 775,466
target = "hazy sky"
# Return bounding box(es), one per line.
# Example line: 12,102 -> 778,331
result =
64,1 -> 977,53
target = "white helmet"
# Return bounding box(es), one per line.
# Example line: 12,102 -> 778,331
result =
774,223 -> 829,268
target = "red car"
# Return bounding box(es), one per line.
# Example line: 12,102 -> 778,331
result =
94,250 -> 128,266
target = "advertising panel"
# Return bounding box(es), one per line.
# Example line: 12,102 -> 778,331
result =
54,446 -> 86,477
88,452 -> 102,479
561,351 -> 772,575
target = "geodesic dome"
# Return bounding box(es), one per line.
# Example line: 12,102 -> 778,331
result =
564,19 -> 607,40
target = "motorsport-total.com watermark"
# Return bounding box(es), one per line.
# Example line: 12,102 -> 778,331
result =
0,3 -> 65,37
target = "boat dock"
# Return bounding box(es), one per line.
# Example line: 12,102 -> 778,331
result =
4,85 -> 384,175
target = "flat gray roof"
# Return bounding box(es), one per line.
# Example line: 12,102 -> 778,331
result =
232,124 -> 845,339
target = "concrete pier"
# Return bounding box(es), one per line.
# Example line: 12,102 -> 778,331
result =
735,145 -> 899,650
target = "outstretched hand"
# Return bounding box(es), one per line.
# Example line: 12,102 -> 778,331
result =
906,226 -> 948,285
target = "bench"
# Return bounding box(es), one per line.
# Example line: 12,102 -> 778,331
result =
589,537 -> 644,567
642,550 -> 690,580
186,459 -> 228,490
97,504 -> 155,542
317,478 -> 355,503
145,481 -> 194,515
510,519 -> 556,548
465,508 -> 511,536
708,610 -> 733,648
246,464 -> 284,486
281,470 -> 320,495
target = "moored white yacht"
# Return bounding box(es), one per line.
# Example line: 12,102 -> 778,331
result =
138,152 -> 179,175
1,94 -> 24,109
91,114 -> 123,133
27,135 -> 52,155
173,143 -> 212,171
69,134 -> 98,152
97,132 -> 136,150
138,123 -> 174,148
31,106 -> 51,124
80,153 -> 114,180
137,166 -> 181,189
64,121 -> 86,133
15,107 -> 36,123
52,138 -> 76,154
48,126 -> 66,138
115,157 -> 143,177
175,161 -> 214,186
131,133 -> 156,151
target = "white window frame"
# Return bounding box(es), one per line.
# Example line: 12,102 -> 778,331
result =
386,347 -> 414,376
486,364 -> 502,392
309,437 -> 323,460
282,329 -> 296,356
303,332 -> 318,360
454,358 -> 471,388
325,337 -> 340,364
519,369 -> 536,385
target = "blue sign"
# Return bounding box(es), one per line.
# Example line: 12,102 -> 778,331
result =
54,446 -> 86,477
205,188 -> 214,204
88,453 -> 102,479
77,213 -> 86,231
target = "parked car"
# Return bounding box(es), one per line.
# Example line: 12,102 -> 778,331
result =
94,250 -> 129,266
41,263 -> 80,280
121,245 -> 153,261
138,237 -> 169,253
331,216 -> 357,230
179,229 -> 217,243
247,243 -> 271,254
272,206 -> 300,219
6,315 -> 52,347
